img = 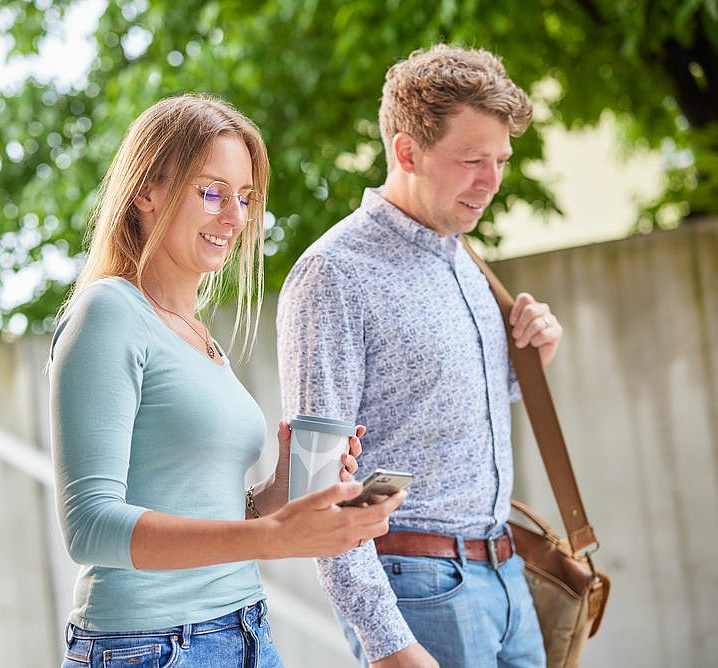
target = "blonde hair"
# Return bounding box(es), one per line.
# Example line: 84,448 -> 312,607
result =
62,93 -> 269,358
379,44 -> 533,170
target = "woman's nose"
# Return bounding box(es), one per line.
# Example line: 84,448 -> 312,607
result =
218,195 -> 249,228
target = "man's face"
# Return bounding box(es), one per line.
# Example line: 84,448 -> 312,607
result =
409,106 -> 512,237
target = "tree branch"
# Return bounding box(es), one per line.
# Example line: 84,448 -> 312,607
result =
570,0 -> 608,26
662,12 -> 718,128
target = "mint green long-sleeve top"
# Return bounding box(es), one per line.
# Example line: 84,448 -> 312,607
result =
49,277 -> 267,631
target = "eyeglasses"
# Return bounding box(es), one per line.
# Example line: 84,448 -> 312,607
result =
192,181 -> 262,219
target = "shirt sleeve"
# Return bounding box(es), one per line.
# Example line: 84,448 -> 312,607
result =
276,255 -> 417,661
276,254 -> 365,419
49,282 -> 149,569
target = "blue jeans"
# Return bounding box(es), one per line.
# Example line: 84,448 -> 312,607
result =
61,600 -> 284,668
338,547 -> 546,668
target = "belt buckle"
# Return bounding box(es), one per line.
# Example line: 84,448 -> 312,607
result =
486,534 -> 500,570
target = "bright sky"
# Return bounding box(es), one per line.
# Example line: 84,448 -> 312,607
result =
0,0 -> 104,92
0,0 -> 105,331
0,0 -> 665,331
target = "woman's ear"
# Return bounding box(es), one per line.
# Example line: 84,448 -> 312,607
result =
393,132 -> 419,174
133,182 -> 155,213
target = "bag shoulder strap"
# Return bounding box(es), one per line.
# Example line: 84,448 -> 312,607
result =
460,235 -> 597,553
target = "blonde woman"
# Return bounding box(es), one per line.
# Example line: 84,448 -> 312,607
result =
50,93 -> 405,667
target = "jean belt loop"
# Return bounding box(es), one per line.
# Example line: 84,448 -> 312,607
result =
181,623 -> 192,649
505,523 -> 517,554
455,535 -> 468,568
64,622 -> 74,647
256,598 -> 267,623
240,603 -> 250,631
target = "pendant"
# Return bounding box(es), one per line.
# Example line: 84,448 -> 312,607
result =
206,343 -> 216,359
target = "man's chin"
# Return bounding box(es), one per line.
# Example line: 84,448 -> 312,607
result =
459,215 -> 482,234
455,205 -> 486,231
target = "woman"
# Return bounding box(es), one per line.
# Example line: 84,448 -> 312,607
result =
49,93 -> 405,667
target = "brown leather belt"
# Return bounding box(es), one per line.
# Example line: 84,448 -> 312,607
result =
374,530 -> 513,568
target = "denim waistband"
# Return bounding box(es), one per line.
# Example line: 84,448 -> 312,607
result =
66,598 -> 267,645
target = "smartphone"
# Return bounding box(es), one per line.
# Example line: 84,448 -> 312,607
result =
340,468 -> 414,507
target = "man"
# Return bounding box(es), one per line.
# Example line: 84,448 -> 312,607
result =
277,44 -> 562,667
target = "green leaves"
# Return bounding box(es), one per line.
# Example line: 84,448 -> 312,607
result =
2,0 -> 716,335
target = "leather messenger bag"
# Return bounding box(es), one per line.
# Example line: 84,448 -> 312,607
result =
461,236 -> 610,668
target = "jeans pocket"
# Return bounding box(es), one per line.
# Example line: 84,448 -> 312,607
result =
102,643 -> 162,668
380,555 -> 465,606
98,634 -> 180,668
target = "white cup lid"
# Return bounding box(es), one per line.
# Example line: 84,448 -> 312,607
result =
289,414 -> 355,437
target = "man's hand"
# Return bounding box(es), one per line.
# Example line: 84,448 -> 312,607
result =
509,292 -> 563,367
370,643 -> 439,667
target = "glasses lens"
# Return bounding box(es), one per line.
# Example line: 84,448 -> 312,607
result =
199,182 -> 261,219
204,182 -> 231,214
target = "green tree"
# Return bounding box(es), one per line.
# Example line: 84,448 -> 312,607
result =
1,0 -> 716,335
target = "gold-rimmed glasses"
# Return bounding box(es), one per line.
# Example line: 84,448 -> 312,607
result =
192,181 -> 263,220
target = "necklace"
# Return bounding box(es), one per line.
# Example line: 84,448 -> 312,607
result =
145,291 -> 217,359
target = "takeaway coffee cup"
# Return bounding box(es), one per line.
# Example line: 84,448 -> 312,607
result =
288,414 -> 355,500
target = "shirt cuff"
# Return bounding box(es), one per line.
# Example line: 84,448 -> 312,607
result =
355,603 -> 417,663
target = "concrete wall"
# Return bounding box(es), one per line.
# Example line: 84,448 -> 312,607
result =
501,218 -> 718,668
1,218 -> 716,667
0,334 -> 66,667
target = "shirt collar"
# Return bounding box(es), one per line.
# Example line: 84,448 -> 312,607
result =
361,187 -> 459,260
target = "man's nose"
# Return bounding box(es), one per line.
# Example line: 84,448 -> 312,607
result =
474,162 -> 503,194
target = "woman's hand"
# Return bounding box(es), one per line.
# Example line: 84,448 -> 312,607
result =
130,422 -> 393,568
248,421 -> 365,518
256,481 -> 407,559
130,479 -> 406,569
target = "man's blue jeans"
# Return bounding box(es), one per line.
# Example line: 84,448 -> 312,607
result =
61,600 -> 284,667
337,547 -> 546,667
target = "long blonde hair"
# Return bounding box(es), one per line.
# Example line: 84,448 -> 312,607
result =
62,93 -> 269,358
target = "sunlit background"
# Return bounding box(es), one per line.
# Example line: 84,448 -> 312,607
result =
0,0 -> 670,336
2,3 -> 717,667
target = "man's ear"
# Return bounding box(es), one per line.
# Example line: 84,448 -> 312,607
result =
133,182 -> 155,213
392,132 -> 419,174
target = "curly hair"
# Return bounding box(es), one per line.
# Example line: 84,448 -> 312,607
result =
379,44 -> 533,169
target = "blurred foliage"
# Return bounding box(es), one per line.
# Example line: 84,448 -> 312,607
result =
1,0 -> 717,335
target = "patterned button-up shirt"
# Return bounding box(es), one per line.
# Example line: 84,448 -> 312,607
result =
276,188 -> 520,661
